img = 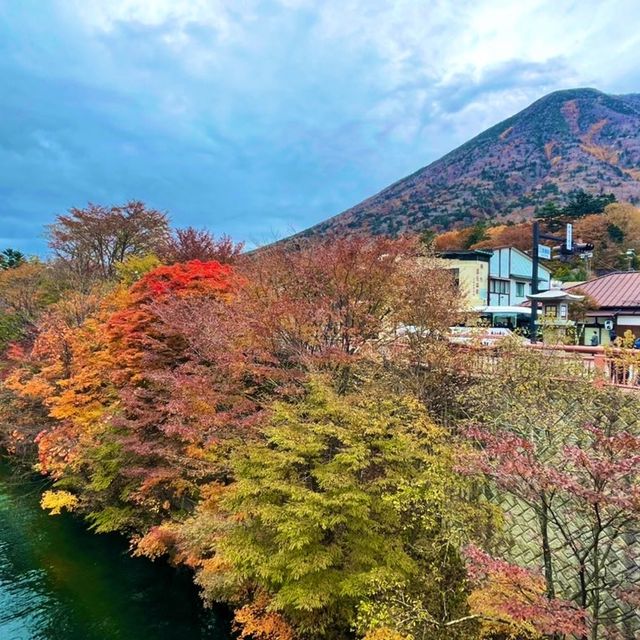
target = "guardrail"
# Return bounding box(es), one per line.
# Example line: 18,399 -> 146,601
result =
532,344 -> 640,389
457,343 -> 640,390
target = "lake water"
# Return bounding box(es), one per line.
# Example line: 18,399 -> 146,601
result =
0,463 -> 231,640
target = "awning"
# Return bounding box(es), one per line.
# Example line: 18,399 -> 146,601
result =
527,289 -> 584,302
472,305 -> 532,315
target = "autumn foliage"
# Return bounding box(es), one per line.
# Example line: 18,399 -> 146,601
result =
2,203 -> 640,640
432,201 -> 640,279
465,545 -> 586,638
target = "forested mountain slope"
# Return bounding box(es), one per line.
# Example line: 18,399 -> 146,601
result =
305,88 -> 640,237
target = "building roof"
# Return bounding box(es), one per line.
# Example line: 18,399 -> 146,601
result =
527,289 -> 584,302
473,305 -> 532,315
565,272 -> 640,309
438,249 -> 493,261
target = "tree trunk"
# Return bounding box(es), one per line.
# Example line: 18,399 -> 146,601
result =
539,497 -> 556,599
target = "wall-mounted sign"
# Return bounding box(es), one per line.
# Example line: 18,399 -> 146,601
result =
604,319 -> 614,331
538,244 -> 551,260
566,223 -> 573,251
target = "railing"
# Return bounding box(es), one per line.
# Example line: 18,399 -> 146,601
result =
457,343 -> 640,390
530,344 -> 640,389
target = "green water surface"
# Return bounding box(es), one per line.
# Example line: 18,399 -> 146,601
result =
0,463 -> 231,640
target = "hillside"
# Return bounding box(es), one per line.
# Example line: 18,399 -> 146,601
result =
305,88 -> 640,236
431,201 -> 640,278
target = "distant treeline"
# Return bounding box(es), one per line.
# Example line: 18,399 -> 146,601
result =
432,191 -> 640,279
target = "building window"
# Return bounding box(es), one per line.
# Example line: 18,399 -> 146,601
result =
516,282 -> 525,297
489,279 -> 509,295
448,268 -> 460,290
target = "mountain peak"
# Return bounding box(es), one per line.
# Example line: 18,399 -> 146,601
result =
304,88 -> 640,238
543,87 -> 603,99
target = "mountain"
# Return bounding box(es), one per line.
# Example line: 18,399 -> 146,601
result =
304,88 -> 640,237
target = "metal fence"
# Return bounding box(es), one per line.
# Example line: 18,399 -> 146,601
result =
459,345 -> 640,638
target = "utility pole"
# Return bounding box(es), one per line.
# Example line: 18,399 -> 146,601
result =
529,221 -> 594,344
530,222 -> 540,343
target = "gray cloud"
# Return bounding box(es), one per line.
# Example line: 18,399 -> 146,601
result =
433,58 -> 573,115
0,1 -> 639,254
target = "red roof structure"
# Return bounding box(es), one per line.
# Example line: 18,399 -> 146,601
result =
565,272 -> 640,309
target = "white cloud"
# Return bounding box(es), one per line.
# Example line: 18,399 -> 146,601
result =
3,0 -> 640,253
67,0 -> 230,31
59,0 -> 640,112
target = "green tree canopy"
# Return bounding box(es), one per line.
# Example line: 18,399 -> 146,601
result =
0,248 -> 26,270
213,378 -> 490,639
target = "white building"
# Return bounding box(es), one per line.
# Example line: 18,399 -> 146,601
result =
488,246 -> 551,307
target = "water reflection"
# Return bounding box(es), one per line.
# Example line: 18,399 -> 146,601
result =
0,464 -> 230,640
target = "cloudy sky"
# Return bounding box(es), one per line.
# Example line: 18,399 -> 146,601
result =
2,0 -> 640,253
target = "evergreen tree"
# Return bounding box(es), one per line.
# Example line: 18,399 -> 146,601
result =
0,248 -> 26,270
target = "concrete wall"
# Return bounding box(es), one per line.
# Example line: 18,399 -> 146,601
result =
440,258 -> 489,309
